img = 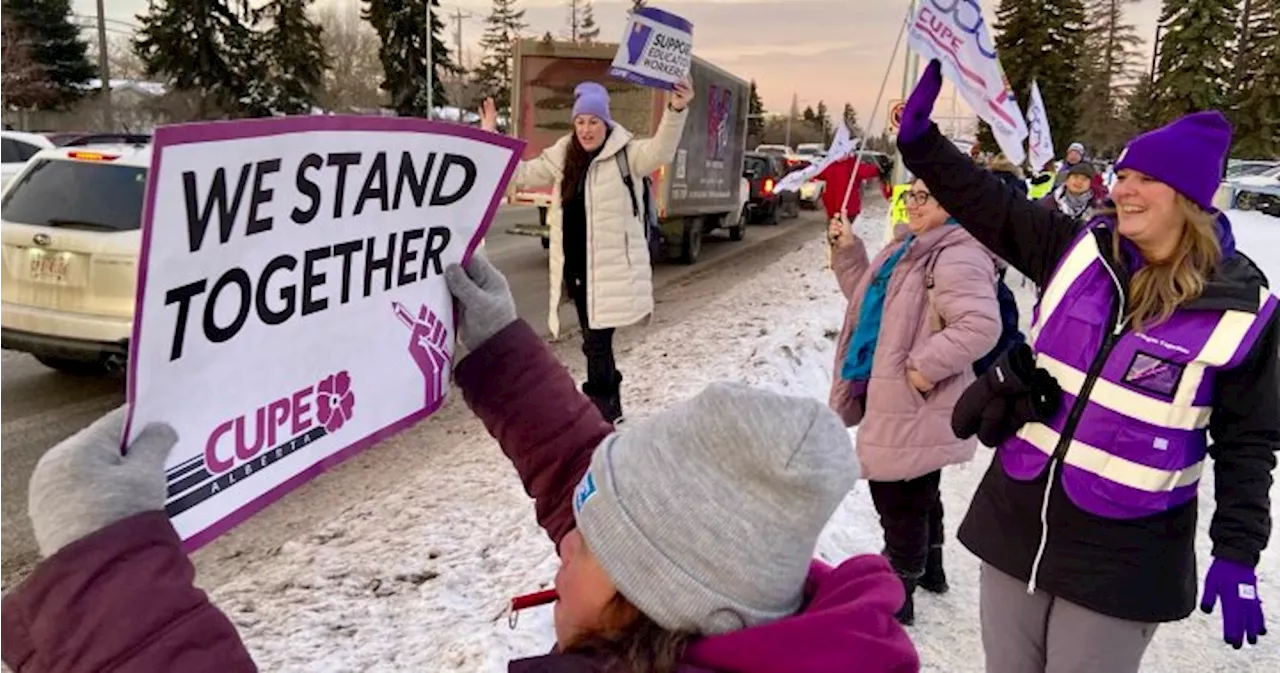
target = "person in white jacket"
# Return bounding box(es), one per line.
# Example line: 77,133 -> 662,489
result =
480,79 -> 691,423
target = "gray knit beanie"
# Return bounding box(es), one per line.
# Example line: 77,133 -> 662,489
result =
572,382 -> 858,635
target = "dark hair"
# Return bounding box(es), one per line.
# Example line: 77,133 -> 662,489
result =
561,133 -> 594,204
565,594 -> 699,673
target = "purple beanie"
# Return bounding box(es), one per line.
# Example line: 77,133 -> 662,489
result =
1114,111 -> 1232,211
572,82 -> 613,127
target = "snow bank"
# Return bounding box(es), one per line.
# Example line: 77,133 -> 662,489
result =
209,207 -> 1280,671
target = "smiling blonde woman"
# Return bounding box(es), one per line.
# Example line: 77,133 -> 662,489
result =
898,60 -> 1278,673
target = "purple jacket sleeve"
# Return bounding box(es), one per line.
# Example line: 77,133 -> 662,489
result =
1,512 -> 256,673
456,320 -> 615,549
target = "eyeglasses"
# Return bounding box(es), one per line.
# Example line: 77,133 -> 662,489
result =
903,191 -> 933,206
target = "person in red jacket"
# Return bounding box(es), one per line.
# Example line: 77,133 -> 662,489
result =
813,153 -> 894,220
1,254 -> 920,673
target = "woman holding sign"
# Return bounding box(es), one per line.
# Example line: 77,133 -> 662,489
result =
1,255 -> 922,673
481,79 -> 692,424
900,60 -> 1277,671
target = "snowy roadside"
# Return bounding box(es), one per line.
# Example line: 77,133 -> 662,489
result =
207,206 -> 1280,672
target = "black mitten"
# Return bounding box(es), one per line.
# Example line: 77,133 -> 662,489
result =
952,344 -> 1037,440
1028,367 -> 1064,420
976,397 -> 1016,447
987,343 -> 1037,397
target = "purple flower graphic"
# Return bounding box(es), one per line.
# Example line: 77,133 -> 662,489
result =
316,370 -> 356,433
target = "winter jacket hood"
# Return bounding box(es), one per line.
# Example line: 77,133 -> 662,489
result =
681,556 -> 919,672
509,557 -> 919,673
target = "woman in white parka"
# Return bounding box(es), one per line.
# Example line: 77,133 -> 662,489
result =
481,79 -> 691,423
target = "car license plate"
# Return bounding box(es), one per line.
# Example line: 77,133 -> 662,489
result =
26,251 -> 72,285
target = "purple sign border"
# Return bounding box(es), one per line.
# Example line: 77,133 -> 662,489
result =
121,115 -> 525,553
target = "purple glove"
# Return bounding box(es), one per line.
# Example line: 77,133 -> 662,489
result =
1200,557 -> 1267,648
898,60 -> 944,143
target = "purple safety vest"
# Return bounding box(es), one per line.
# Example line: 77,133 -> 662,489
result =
1000,229 -> 1277,520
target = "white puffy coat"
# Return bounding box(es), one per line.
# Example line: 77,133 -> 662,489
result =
510,107 -> 688,336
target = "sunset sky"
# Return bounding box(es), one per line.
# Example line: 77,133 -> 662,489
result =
75,0 -> 1167,134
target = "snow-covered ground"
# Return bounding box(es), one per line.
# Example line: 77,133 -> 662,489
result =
208,207 -> 1280,672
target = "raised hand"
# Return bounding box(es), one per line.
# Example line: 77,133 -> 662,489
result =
899,60 -> 944,143
396,303 -> 452,410
29,407 -> 178,557
670,77 -> 694,112
479,97 -> 498,133
828,215 -> 854,249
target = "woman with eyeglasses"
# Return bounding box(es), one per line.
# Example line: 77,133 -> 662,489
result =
828,178 -> 1004,626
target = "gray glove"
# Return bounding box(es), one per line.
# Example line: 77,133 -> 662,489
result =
444,252 -> 518,352
29,406 -> 178,557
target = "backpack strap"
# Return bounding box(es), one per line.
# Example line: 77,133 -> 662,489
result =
615,146 -> 641,218
924,249 -> 945,332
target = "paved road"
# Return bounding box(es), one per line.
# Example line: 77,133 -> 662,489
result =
0,205 -> 825,587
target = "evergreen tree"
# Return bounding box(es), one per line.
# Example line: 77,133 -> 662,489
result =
1076,0 -> 1145,155
252,0 -> 329,115
1152,0 -> 1238,125
748,80 -> 765,139
1125,72 -> 1161,133
135,0 -> 258,118
814,100 -> 830,139
472,0 -> 528,113
1230,0 -> 1280,158
1,0 -> 95,108
801,105 -> 817,133
2,20 -> 58,109
979,0 -> 1087,160
364,0 -> 458,117
579,1 -> 601,43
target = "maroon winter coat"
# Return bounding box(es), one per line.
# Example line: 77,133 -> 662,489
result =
1,320 -> 918,673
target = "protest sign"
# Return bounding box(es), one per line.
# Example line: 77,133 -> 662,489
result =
609,6 -> 694,90
1025,79 -> 1056,173
125,116 -> 523,550
906,0 -> 1028,164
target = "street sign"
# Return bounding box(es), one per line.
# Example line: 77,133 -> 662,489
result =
889,99 -> 905,131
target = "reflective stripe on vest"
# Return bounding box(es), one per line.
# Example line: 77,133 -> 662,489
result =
1004,230 -> 1276,518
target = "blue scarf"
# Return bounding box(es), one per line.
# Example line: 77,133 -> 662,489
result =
842,235 -> 914,381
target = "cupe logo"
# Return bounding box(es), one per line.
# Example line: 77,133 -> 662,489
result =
164,371 -> 358,518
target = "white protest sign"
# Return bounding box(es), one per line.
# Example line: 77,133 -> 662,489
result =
609,6 -> 693,90
125,117 -> 523,550
1025,79 -> 1056,173
907,0 -> 1028,164
776,123 -> 859,193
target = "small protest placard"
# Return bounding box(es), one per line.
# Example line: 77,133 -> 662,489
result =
609,6 -> 693,90
125,116 -> 523,550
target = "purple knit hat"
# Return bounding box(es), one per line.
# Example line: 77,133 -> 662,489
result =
572,82 -> 613,127
1114,111 -> 1232,211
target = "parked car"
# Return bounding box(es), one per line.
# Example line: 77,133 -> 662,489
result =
1232,166 -> 1280,217
743,151 -> 800,225
1,131 -> 56,191
1225,160 -> 1279,179
1,138 -> 152,375
796,143 -> 826,162
754,144 -> 794,158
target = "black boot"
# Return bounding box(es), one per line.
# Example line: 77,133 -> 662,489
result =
583,373 -> 624,424
919,545 -> 949,594
895,573 -> 918,626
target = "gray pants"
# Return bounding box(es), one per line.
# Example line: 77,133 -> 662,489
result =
980,563 -> 1158,673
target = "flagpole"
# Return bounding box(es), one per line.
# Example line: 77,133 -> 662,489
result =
838,1 -> 913,215
893,0 -> 919,185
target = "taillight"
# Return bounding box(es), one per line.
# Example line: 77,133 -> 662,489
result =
764,178 -> 775,194
67,151 -> 119,162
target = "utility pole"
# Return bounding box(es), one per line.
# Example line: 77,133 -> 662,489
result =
426,0 -> 435,119
450,7 -> 473,112
784,92 -> 797,149
95,0 -> 112,130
